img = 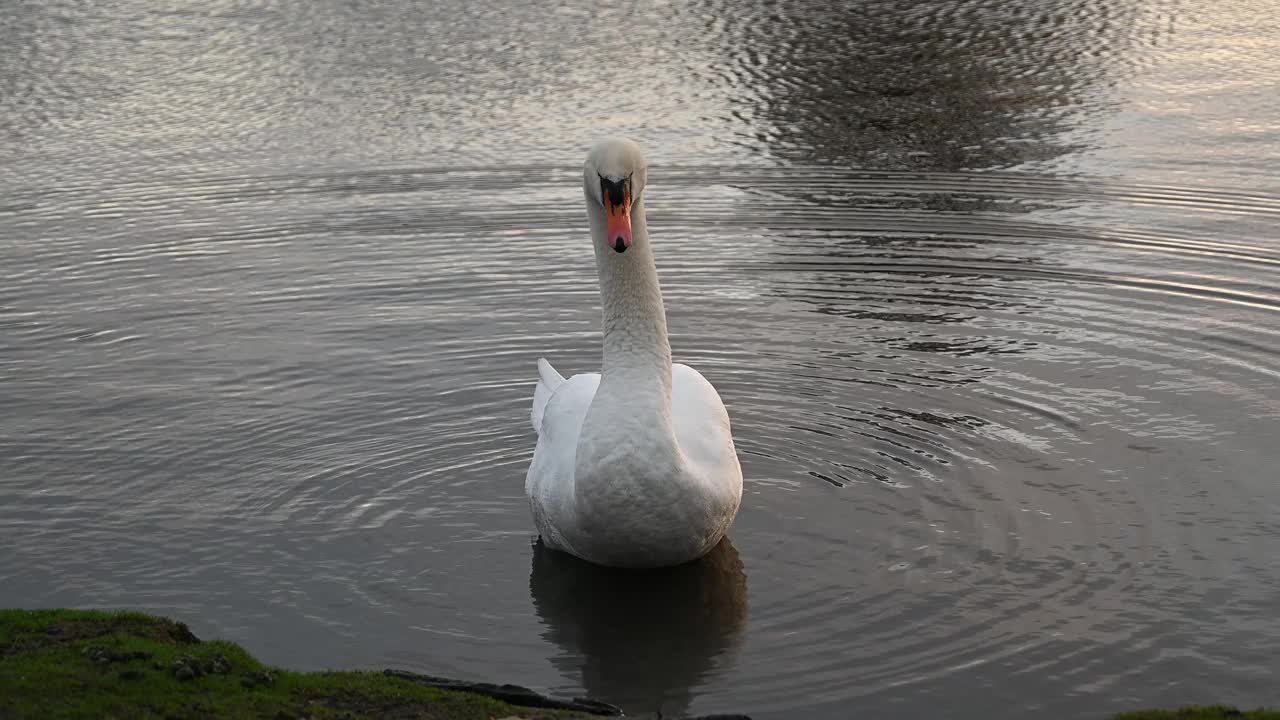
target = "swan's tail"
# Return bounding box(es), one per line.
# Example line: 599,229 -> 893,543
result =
531,358 -> 565,433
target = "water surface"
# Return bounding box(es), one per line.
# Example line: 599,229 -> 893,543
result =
3,0 -> 1279,718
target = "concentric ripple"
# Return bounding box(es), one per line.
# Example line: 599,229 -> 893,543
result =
4,0 -> 1280,715
2,164 -> 1278,719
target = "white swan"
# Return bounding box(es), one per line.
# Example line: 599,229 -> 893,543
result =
524,138 -> 743,569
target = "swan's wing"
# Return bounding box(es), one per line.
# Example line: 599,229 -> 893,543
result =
532,357 -> 566,432
526,366 -> 600,551
527,357 -> 596,500
672,363 -> 741,480
534,368 -> 599,445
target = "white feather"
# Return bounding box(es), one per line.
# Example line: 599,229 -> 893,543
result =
530,357 -> 565,432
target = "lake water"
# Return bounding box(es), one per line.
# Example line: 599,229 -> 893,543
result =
2,0 -> 1278,717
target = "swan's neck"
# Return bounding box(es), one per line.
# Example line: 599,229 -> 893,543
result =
588,195 -> 672,406
577,192 -> 685,519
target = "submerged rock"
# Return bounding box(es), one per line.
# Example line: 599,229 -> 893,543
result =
382,668 -> 753,718
384,669 -> 622,716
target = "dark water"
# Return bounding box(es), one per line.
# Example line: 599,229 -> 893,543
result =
3,0 -> 1279,717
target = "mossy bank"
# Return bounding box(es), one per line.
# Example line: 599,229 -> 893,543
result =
0,609 -> 1273,720
0,609 -> 611,720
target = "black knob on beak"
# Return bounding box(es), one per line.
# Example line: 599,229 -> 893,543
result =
613,237 -> 627,253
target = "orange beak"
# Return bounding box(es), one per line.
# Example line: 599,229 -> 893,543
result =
604,184 -> 632,253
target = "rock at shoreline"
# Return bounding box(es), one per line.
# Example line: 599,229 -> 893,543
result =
240,669 -> 276,689
209,653 -> 232,674
83,645 -> 151,665
385,669 -> 623,716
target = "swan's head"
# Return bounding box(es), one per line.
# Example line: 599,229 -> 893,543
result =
584,138 -> 647,254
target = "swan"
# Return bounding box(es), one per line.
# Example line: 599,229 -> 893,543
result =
524,138 -> 743,569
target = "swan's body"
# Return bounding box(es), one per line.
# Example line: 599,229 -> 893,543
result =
524,139 -> 743,568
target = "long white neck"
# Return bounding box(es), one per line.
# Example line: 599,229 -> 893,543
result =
586,194 -> 672,407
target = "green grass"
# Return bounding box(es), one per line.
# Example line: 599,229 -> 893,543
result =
0,608 -> 593,720
1115,708 -> 1280,720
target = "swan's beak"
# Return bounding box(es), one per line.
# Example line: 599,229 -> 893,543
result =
603,183 -> 632,253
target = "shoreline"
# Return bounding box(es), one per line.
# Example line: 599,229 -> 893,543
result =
0,608 -> 746,719
1,609 -> 1272,720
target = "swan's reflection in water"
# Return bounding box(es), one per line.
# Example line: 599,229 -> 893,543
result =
529,537 -> 748,717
